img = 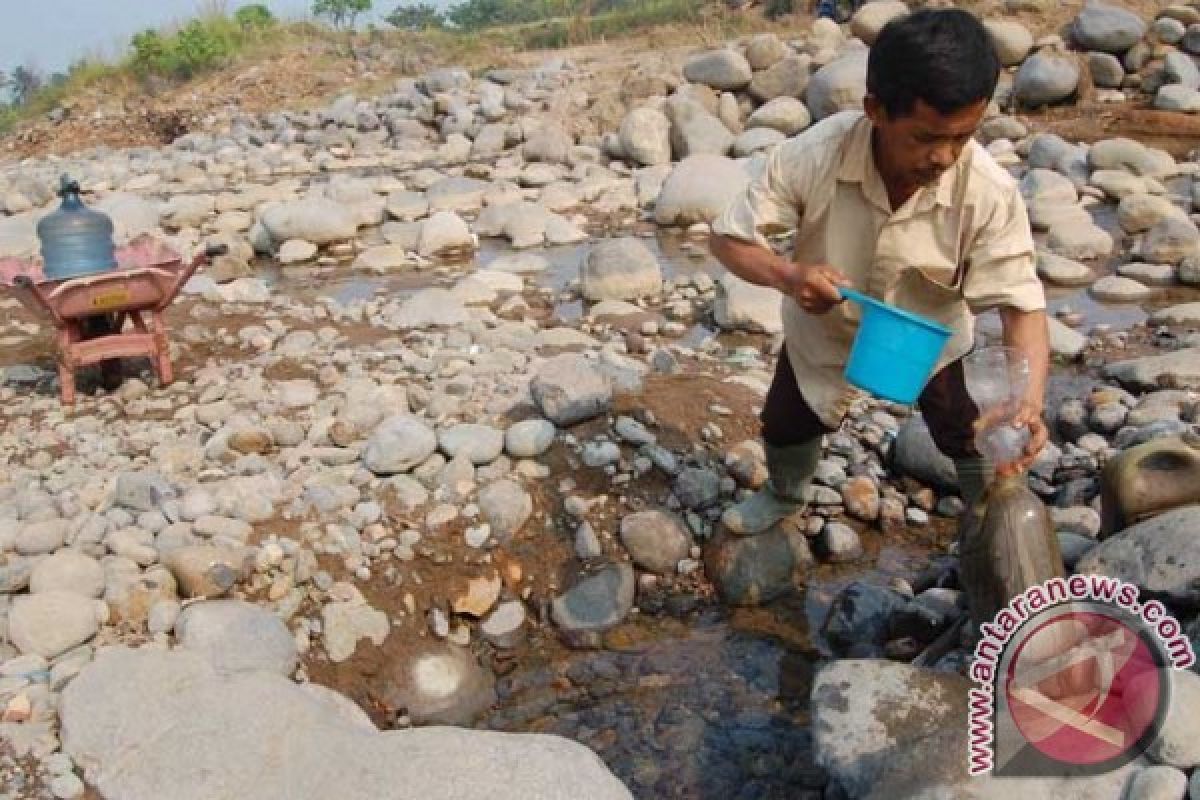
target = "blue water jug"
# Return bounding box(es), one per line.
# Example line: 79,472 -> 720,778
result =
37,175 -> 117,281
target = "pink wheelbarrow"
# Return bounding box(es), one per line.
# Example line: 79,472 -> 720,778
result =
0,236 -> 226,405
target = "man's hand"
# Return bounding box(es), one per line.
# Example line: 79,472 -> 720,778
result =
995,400 -> 1050,478
776,262 -> 852,314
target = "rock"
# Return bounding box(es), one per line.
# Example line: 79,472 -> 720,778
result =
29,551 -> 104,598
1014,52 -> 1081,108
674,467 -> 721,510
363,415 -> 438,475
59,647 -> 631,800
580,237 -> 663,302
682,49 -> 753,90
746,96 -> 811,136
1141,216 -> 1200,264
713,272 -> 783,333
1125,766 -> 1189,799
1037,250 -> 1094,286
806,50 -> 868,120
1166,50 -> 1200,89
1021,168 -> 1079,208
1090,275 -> 1154,303
481,601 -> 527,648
15,519 -> 68,556
478,480 -> 533,541
1090,138 -> 1176,177
176,600 -> 297,676
417,211 -> 474,257
1155,84 -> 1200,111
1118,193 -> 1188,234
1143,306 -> 1198,333
748,55 -> 811,102
1183,255 -> 1200,286
703,528 -> 799,606
619,510 -> 690,574
115,471 -> 174,512
1146,669 -> 1200,767
1048,316 -> 1088,358
523,124 -> 574,165
1107,348 -> 1200,390
1087,51 -> 1127,88
454,572 -> 502,617
1046,218 -> 1114,260
439,424 -> 504,465
850,1 -> 909,45
9,592 -> 98,658
162,545 -> 246,599
842,476 -> 881,521
531,354 -> 613,427
654,155 -> 750,226
618,107 -> 672,167
261,198 -> 357,244
384,190 -> 429,222
985,19 -> 1035,66
745,33 -> 789,69
892,416 -> 958,493
1073,1 -> 1148,52
551,562 -> 636,635
820,582 -> 908,655
811,659 -> 1141,799
664,98 -> 734,158
1077,505 -> 1200,603
380,641 -> 497,726
504,419 -> 556,458
1155,15 -> 1189,44
388,287 -> 471,330
816,521 -> 863,563
322,600 -> 389,663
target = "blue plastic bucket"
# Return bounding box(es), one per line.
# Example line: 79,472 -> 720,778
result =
839,288 -> 952,405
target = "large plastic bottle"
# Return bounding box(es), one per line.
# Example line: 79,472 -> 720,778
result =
958,472 -> 1066,629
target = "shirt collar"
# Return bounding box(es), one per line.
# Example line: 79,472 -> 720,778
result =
836,112 -> 962,216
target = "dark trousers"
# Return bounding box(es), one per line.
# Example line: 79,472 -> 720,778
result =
761,347 -> 981,459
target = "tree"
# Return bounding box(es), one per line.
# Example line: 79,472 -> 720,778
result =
234,4 -> 275,28
385,2 -> 445,31
312,0 -> 373,29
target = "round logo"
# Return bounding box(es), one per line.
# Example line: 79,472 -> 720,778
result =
1001,605 -> 1170,772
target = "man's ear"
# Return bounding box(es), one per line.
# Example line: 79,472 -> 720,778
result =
863,94 -> 885,126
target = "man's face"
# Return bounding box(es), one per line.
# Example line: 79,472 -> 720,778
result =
866,96 -> 989,190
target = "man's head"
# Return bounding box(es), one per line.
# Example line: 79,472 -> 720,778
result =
864,9 -> 1001,191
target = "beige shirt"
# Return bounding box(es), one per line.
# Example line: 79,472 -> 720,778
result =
712,110 -> 1045,428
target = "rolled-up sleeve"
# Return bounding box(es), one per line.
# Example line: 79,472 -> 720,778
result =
962,187 -> 1045,314
711,140 -> 806,248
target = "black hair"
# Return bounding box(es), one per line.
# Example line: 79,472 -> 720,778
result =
867,9 -> 1002,118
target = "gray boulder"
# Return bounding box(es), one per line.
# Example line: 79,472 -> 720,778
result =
1076,505 -> 1200,604
745,33 -> 789,70
682,49 -> 753,91
261,198 -> 357,244
618,107 -> 672,167
704,528 -> 800,606
714,272 -> 783,333
1166,50 -> 1200,89
1014,52 -> 1081,108
1087,51 -> 1126,88
748,55 -> 811,102
806,50 -> 868,120
746,96 -> 811,135
363,415 -> 438,475
985,19 -> 1035,66
551,562 -> 635,635
478,480 -> 533,541
9,591 -> 98,658
1073,1 -> 1148,52
1141,216 -> 1200,264
175,600 -> 297,676
531,354 -> 613,427
891,416 -> 958,492
665,98 -> 734,158
619,511 -> 690,574
654,155 -> 750,227
1156,84 -> 1200,112
60,647 -> 632,800
850,1 -> 909,45
580,237 -> 663,302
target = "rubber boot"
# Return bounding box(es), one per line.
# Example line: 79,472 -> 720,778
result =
721,439 -> 821,536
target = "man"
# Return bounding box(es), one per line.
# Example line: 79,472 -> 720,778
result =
710,9 -> 1049,536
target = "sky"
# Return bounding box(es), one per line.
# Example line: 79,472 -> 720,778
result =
1,0 -> 459,77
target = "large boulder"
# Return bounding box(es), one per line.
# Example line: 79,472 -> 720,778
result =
580,237 -> 663,302
682,49 -> 753,91
1076,505 -> 1200,604
664,98 -> 734,158
850,1 -> 909,45
60,647 -> 633,800
363,415 -> 438,475
1072,1 -> 1148,52
1014,52 -> 1081,108
175,600 -> 298,677
261,198 -> 358,245
744,33 -> 790,70
985,19 -> 1035,66
654,155 -> 750,227
1105,347 -> 1200,390
806,50 -> 869,120
713,272 -> 783,333
748,55 -> 811,102
891,416 -> 958,492
746,96 -> 812,136
618,107 -> 672,166
531,354 -> 613,427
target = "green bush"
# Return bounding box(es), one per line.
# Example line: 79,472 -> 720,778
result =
129,16 -> 248,79
234,4 -> 275,28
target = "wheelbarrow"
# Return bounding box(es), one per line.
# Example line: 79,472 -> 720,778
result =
0,236 -> 227,404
